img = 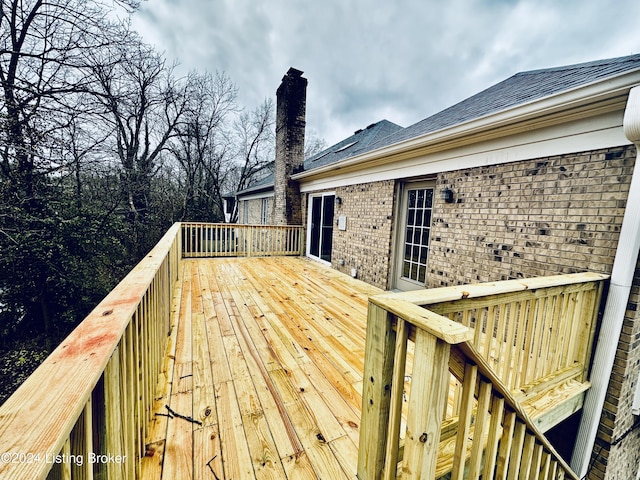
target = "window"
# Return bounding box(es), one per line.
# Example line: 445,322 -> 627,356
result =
261,198 -> 269,224
402,188 -> 433,283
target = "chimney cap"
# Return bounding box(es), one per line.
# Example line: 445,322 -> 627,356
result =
285,67 -> 304,78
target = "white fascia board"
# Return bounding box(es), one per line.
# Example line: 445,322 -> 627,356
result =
237,191 -> 274,201
299,110 -> 628,192
294,73 -> 640,187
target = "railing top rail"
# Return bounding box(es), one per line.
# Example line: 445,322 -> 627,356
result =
0,222 -> 181,479
180,222 -> 304,228
369,296 -> 473,344
374,271 -> 609,307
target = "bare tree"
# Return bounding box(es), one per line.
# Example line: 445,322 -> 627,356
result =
88,34 -> 192,252
305,129 -> 327,159
232,99 -> 275,189
0,0 -> 138,347
0,0 -> 136,199
168,71 -> 237,221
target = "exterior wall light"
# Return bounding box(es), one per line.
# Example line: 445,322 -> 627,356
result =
335,196 -> 343,206
441,187 -> 454,203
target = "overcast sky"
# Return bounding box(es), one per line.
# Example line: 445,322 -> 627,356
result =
130,0 -> 640,146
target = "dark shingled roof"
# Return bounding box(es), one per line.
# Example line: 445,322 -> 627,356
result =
371,53 -> 640,150
236,53 -> 640,195
303,119 -> 403,171
235,119 -> 402,196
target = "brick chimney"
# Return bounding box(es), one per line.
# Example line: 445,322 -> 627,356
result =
273,67 -> 307,225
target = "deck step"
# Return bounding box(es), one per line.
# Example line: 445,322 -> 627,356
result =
521,379 -> 590,432
396,377 -> 590,478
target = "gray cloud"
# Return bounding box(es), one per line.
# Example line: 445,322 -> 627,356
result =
132,0 -> 640,145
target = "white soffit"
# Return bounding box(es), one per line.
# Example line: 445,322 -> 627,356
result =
295,72 -> 640,192
299,109 -> 628,192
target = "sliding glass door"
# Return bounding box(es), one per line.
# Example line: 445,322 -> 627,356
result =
307,193 -> 335,263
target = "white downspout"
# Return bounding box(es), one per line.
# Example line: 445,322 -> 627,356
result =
572,85 -> 640,477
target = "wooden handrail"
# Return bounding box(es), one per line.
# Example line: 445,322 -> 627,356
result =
359,272 -> 608,479
0,223 -> 182,480
375,272 -> 607,392
181,222 -> 304,257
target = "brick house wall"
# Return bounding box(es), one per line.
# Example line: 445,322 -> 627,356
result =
425,145 -> 639,479
428,146 -> 635,286
591,256 -> 640,480
332,180 -> 397,290
300,180 -> 396,290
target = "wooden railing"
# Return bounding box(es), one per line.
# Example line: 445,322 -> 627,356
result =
0,223 -> 182,480
0,221 -> 305,480
181,222 -> 304,257
358,272 -> 607,480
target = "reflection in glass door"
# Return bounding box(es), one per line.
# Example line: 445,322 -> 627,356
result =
308,194 -> 335,262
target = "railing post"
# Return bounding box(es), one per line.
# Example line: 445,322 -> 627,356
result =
299,227 -> 305,256
358,303 -> 397,479
401,329 -> 451,479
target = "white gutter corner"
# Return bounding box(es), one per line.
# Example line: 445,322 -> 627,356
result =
572,84 -> 640,477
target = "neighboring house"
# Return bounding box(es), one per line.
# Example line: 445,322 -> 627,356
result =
225,164 -> 274,224
234,55 -> 640,479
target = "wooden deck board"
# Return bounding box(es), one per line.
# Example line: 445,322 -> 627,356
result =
142,256 -> 381,479
140,256 -> 588,479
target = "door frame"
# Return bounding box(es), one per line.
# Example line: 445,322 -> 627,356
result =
306,191 -> 335,264
393,180 -> 436,291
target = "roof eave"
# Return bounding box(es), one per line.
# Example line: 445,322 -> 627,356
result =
235,182 -> 275,198
292,71 -> 640,182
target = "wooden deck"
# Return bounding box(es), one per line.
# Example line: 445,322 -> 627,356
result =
0,223 -> 603,480
142,256 -> 382,479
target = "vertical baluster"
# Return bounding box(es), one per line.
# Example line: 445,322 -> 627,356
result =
104,346 -> 125,479
468,379 -> 492,480
70,400 -> 93,480
382,318 -> 409,480
481,305 -> 494,359
537,293 -> 555,380
535,294 -> 552,383
517,298 -> 537,389
503,301 -> 520,390
451,363 -> 478,480
401,328 -> 451,480
519,433 -> 536,480
482,395 -> 505,479
506,421 -> 526,479
529,443 -> 544,480
562,290 -> 581,371
124,322 -> 136,479
539,450 -> 551,480
495,410 -> 516,480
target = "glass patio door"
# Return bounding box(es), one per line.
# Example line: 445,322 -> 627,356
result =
308,193 -> 335,263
